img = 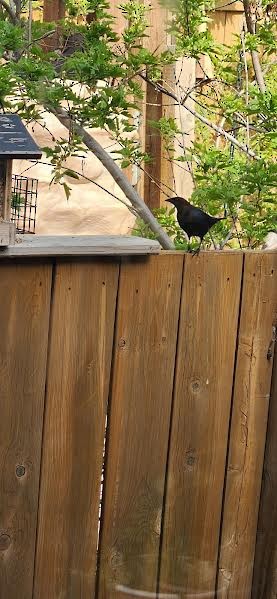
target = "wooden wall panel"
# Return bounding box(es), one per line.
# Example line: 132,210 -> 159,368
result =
218,253 -> 277,598
0,262 -> 52,599
33,259 -> 119,599
252,349 -> 277,598
97,255 -> 184,598
159,253 -> 243,598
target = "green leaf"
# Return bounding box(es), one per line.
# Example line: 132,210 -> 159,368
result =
62,182 -> 72,201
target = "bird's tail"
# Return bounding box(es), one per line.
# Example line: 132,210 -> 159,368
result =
214,216 -> 226,222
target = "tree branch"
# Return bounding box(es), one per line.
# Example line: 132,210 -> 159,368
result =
242,0 -> 266,93
141,74 -> 259,160
50,106 -> 174,249
17,29 -> 56,60
0,0 -> 19,24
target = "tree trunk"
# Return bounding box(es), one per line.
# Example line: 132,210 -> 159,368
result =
51,107 -> 175,250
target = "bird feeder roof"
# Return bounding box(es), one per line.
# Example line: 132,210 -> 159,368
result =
0,114 -> 42,160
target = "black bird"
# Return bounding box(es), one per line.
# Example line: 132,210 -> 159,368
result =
166,196 -> 225,252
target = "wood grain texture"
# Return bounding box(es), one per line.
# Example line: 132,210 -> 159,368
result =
43,0 -> 65,21
143,83 -> 163,210
42,0 -> 65,50
33,259 -> 119,599
97,255 -> 184,598
0,262 -> 52,599
1,235 -> 160,257
159,253 -> 243,598
218,253 -> 277,598
143,0 -> 168,209
210,9 -> 244,45
252,350 -> 277,599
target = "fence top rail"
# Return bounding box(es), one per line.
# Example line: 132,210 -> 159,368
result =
0,235 -> 276,258
0,235 -> 161,258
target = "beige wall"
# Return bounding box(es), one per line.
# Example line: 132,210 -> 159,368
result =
13,113 -> 135,236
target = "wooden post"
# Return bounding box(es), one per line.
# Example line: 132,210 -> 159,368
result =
43,0 -> 65,21
141,0 -> 168,210
43,0 -> 65,50
143,84 -> 163,210
0,160 -> 15,246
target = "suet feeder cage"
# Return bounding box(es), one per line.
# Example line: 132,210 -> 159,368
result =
0,114 -> 42,246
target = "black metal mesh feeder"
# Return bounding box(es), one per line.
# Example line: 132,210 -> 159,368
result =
0,114 -> 41,245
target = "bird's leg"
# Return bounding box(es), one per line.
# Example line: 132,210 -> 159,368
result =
192,238 -> 203,256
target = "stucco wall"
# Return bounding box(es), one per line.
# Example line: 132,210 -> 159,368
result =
13,113 -> 136,235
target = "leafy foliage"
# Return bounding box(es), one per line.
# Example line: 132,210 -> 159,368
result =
0,0 -> 276,248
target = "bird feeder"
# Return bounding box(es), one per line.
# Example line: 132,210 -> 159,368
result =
0,114 -> 42,246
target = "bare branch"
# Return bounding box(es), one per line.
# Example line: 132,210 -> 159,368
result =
242,0 -> 266,93
17,29 -> 56,60
241,29 -> 250,148
0,0 -> 19,24
27,0 -> 32,48
141,74 -> 259,160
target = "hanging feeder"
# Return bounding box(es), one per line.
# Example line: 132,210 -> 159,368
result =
0,114 -> 42,246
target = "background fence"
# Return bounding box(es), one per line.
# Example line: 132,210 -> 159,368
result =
0,250 -> 276,599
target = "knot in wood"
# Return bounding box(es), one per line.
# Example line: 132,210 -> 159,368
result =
185,450 -> 196,469
190,379 -> 201,393
118,338 -> 126,349
16,465 -> 26,478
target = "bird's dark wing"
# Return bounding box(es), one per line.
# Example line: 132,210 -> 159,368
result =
186,205 -> 210,223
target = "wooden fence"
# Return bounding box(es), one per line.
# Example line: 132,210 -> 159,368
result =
0,244 -> 276,599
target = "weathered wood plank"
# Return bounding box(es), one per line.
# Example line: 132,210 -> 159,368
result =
0,262 -> 52,599
143,83 -> 163,210
0,235 -> 160,257
159,253 -> 243,598
252,349 -> 277,598
33,260 -> 119,599
218,253 -> 277,598
43,0 -> 65,21
97,254 -> 184,598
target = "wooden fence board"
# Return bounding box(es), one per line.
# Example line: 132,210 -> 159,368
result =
159,253 -> 243,598
97,255 -> 184,598
0,262 -> 52,599
33,259 -> 119,599
252,350 -> 277,598
218,253 -> 277,598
